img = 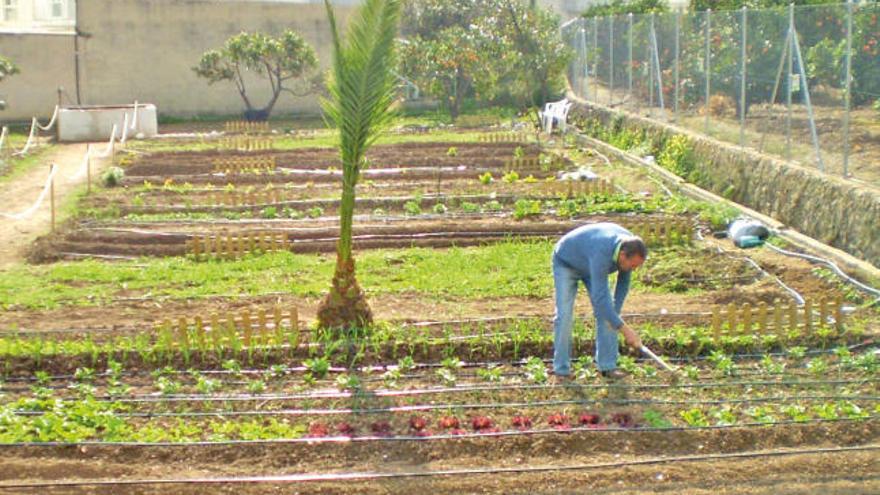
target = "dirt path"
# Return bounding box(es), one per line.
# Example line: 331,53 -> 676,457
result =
0,143 -> 107,268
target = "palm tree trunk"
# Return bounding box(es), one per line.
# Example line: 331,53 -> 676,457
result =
316,161 -> 373,330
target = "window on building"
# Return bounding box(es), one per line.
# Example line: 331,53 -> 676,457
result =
51,0 -> 65,18
2,0 -> 17,22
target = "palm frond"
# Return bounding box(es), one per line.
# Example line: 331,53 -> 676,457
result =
322,0 -> 401,175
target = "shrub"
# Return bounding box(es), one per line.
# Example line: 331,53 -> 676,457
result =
101,167 -> 125,187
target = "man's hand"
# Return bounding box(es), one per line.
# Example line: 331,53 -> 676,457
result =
619,324 -> 642,349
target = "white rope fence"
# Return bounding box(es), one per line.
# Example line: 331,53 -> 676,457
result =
91,124 -> 118,159
2,105 -> 60,157
36,105 -> 59,131
0,118 -> 122,222
0,163 -> 58,220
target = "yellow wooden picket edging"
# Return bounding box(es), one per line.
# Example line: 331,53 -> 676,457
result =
542,178 -> 615,197
156,305 -> 300,349
186,231 -> 291,259
625,218 -> 693,247
209,187 -> 285,207
224,120 -> 270,134
710,296 -> 845,341
212,155 -> 276,174
219,136 -> 274,152
477,132 -> 531,143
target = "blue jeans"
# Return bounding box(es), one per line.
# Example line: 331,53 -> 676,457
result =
552,254 -> 620,375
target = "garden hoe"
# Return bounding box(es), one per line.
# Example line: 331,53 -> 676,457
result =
639,344 -> 680,381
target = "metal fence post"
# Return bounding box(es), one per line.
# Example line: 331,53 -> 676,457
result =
648,13 -> 654,117
786,4 -> 794,161
674,8 -> 681,121
704,9 -> 711,134
628,13 -> 633,103
580,23 -> 588,100
593,16 -> 599,102
609,15 -> 614,106
740,6 -> 748,150
843,0 -> 853,177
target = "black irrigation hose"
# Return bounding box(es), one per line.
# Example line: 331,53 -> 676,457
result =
1,338 -> 874,392
0,416 -> 875,449
0,442 -> 876,489
35,377 -> 877,405
13,394 -> 877,419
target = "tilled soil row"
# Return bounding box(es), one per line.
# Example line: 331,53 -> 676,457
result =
124,142 -> 543,176
0,421 -> 875,488
41,215 -> 676,260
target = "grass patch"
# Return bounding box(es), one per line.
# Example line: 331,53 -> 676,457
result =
0,144 -> 56,184
0,239 -> 729,312
0,241 -> 554,310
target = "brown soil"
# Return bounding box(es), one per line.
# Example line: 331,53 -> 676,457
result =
122,142 -> 559,181
36,213 -> 680,261
0,143 -> 106,268
0,422 -> 876,494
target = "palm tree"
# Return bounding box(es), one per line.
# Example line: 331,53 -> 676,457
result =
317,0 -> 401,330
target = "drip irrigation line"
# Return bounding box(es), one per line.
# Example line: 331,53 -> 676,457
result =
740,256 -> 805,305
0,442 -> 876,489
0,417 -> 874,449
14,394 -> 876,420
0,310 -> 709,338
0,365 -> 869,396
765,243 -> 880,299
35,378 -> 877,405
1,341 -> 874,386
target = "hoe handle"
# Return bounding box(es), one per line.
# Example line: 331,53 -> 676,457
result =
640,345 -> 677,373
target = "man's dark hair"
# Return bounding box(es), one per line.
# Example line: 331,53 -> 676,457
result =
620,237 -> 647,259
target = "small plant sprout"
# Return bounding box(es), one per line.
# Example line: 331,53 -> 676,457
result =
307,206 -> 324,218
710,408 -> 738,426
502,170 -> 520,183
335,374 -> 361,391
513,146 -> 525,159
221,359 -> 242,377
106,360 -> 124,380
268,364 -> 287,379
247,379 -> 267,395
524,356 -> 548,384
782,405 -> 810,422
196,376 -> 222,394
403,200 -> 421,216
74,367 -> 96,383
154,376 -> 182,396
833,346 -> 854,369
460,201 -> 480,213
303,356 -> 331,379
787,346 -> 807,361
34,371 -> 51,386
441,357 -> 464,370
573,355 -> 596,380
760,355 -> 786,375
683,365 -> 700,380
679,408 -> 710,427
446,146 -> 458,157
477,365 -> 503,382
432,203 -> 448,214
745,406 -> 776,424
806,357 -> 829,377
436,367 -> 457,386
382,367 -> 402,387
642,410 -> 672,428
478,172 -> 493,185
397,356 -> 416,372
708,350 -> 735,376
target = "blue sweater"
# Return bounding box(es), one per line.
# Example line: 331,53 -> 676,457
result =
553,222 -> 633,329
